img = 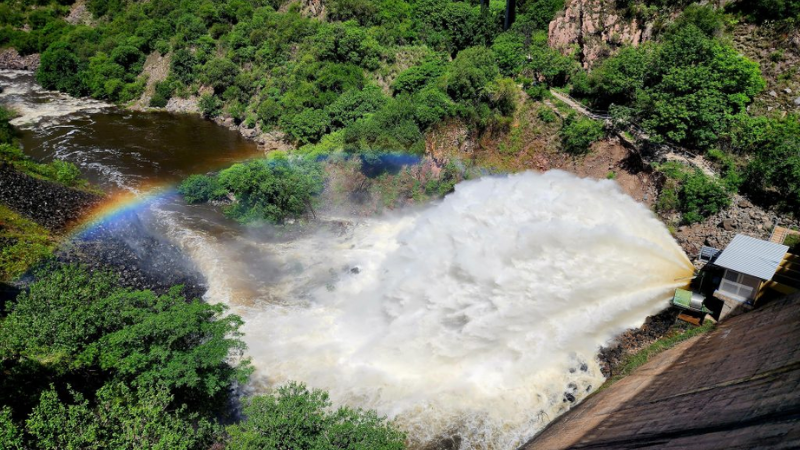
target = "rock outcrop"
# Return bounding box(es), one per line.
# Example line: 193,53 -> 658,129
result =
0,48 -> 40,71
132,51 -> 171,110
548,0 -> 653,68
673,194 -> 799,263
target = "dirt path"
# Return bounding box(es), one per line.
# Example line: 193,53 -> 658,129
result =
548,90 -> 717,178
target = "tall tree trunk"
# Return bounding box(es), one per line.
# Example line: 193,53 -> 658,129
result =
504,0 -> 516,31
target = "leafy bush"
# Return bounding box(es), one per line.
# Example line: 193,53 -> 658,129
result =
560,115 -> 604,155
178,174 -> 225,203
744,115 -> 800,212
325,85 -> 387,130
656,162 -> 732,224
199,94 -> 222,118
680,169 -> 731,224
0,106 -> 17,144
537,107 -> 557,123
282,109 -> 331,144
179,159 -> 324,224
203,58 -> 240,93
586,20 -> 765,150
392,58 -> 446,95
226,382 -> 405,450
446,46 -> 499,102
36,42 -> 85,96
729,0 -> 800,22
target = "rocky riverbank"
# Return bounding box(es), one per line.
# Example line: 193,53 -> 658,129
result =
55,213 -> 206,299
596,308 -> 680,377
0,48 -> 39,71
0,164 -> 101,231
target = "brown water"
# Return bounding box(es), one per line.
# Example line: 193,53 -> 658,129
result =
1,70 -> 261,192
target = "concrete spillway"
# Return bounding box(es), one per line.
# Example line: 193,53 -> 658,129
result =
524,293 -> 800,449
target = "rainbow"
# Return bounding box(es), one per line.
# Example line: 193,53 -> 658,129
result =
68,185 -> 177,239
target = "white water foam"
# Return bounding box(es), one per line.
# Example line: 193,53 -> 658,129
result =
0,70 -> 110,128
152,170 -> 693,449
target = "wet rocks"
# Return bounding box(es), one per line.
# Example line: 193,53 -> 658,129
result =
0,165 -> 101,231
56,213 -> 206,299
597,308 -> 679,377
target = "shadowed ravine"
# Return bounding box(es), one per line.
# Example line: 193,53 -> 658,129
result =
1,71 -> 694,449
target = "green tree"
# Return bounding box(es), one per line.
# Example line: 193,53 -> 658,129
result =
446,46 -> 499,102
226,382 -> 405,450
0,407 -> 23,450
282,109 -> 331,144
560,115 -> 604,155
178,174 -> 225,203
25,383 -> 216,450
744,115 -> 800,212
0,265 -> 251,415
36,42 -> 85,96
203,58 -> 240,93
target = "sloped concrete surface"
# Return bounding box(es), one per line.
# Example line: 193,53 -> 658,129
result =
524,294 -> 800,449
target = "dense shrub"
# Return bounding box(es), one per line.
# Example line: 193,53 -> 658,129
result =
203,58 -> 240,93
657,162 -> 732,224
179,159 -> 324,224
446,46 -> 499,102
560,115 -> 604,155
586,17 -> 765,150
178,174 -> 225,203
226,382 -> 405,450
282,109 -> 331,144
36,42 -> 85,96
743,115 -> 800,212
392,58 -> 447,95
729,0 -> 800,22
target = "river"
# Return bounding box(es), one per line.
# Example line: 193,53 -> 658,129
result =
0,70 -> 694,450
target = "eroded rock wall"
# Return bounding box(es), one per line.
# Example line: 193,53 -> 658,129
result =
548,0 -> 653,68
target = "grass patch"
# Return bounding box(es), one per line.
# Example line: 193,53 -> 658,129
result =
0,204 -> 56,282
599,320 -> 716,391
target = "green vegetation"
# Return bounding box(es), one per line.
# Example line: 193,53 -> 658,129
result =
559,114 -> 604,155
227,382 -> 405,450
0,205 -> 55,282
583,10 -> 765,150
728,0 -> 800,22
656,162 -> 731,224
602,320 -> 716,388
784,233 -> 800,254
0,265 -> 405,449
1,106 -> 85,188
179,157 -> 324,224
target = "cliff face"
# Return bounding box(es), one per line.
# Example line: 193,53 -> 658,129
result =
548,0 -> 653,68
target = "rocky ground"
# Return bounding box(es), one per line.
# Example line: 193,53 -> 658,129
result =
0,48 -> 39,71
0,163 -> 204,299
674,194 -> 799,263
596,308 -> 680,377
55,214 -> 206,299
0,164 -> 101,231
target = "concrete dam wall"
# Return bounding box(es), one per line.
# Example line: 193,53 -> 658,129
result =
524,293 -> 800,449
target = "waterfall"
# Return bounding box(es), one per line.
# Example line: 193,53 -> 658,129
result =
154,170 -> 693,449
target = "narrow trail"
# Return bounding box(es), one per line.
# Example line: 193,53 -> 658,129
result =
548,89 -> 717,178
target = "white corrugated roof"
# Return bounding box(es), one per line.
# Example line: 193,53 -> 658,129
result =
714,234 -> 789,280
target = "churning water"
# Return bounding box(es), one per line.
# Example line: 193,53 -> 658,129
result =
2,72 -> 693,448
153,171 -> 694,449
